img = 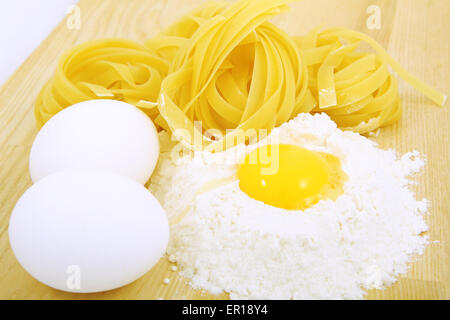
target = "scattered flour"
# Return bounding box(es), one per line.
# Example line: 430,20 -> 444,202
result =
148,113 -> 429,300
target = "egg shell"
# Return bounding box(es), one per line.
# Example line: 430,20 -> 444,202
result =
8,171 -> 169,293
29,99 -> 159,185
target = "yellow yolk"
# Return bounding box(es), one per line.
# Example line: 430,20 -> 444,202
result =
237,144 -> 346,210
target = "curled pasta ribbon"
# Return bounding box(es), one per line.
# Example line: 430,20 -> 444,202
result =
294,27 -> 446,133
35,39 -> 168,127
155,0 -> 311,151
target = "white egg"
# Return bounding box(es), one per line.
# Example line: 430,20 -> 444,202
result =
8,171 -> 169,293
29,100 -> 159,185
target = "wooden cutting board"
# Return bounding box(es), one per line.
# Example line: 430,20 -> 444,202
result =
0,0 -> 448,300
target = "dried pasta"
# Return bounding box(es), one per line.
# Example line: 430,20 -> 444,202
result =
155,0 -> 312,151
35,39 -> 168,127
35,0 -> 446,150
294,27 -> 446,133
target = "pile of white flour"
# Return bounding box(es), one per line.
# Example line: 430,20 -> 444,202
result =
148,113 -> 429,299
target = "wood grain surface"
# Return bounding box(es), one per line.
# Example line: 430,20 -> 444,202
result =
0,0 -> 448,300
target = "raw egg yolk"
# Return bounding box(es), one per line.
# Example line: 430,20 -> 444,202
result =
237,144 -> 346,210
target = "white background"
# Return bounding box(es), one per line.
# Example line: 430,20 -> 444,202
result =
0,0 -> 76,86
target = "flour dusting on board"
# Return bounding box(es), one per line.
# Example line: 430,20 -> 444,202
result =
149,114 -> 430,300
